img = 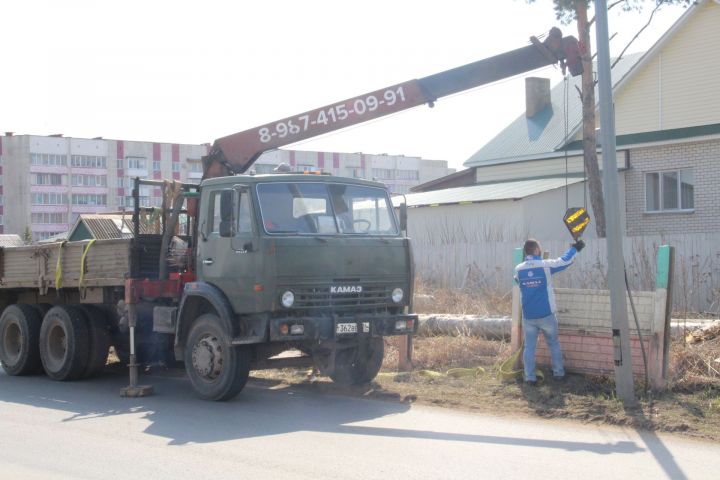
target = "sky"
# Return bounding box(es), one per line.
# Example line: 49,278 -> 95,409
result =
1,0 -> 689,171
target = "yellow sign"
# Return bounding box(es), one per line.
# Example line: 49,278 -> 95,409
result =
563,207 -> 590,240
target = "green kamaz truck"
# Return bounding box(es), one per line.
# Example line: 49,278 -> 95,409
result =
0,29 -> 580,399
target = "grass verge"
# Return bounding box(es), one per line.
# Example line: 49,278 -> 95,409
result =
253,334 -> 720,442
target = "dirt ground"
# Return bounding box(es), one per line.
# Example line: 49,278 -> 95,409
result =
253,335 -> 720,442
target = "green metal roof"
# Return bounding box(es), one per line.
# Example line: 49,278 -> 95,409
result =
463,53 -> 643,168
392,177 -> 584,208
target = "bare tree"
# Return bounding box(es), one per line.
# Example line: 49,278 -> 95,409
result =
528,0 -> 691,237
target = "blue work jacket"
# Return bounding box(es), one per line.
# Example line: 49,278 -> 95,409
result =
514,247 -> 577,320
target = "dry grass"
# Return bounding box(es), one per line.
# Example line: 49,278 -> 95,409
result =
413,277 -> 511,316
383,336 -> 510,372
253,284 -> 719,440
668,336 -> 720,391
259,333 -> 720,441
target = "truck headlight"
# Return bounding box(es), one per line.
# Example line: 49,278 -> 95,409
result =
391,288 -> 404,303
281,291 -> 295,308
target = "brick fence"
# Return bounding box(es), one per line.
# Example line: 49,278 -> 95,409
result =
511,246 -> 674,389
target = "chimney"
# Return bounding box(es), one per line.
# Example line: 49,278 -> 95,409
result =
525,77 -> 551,118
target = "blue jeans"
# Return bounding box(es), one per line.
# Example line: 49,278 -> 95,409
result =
523,313 -> 564,381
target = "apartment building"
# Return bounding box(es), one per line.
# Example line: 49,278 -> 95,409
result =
0,133 -> 453,239
254,150 -> 454,194
0,134 -> 208,240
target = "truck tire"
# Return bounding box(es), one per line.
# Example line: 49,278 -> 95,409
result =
329,337 -> 384,386
78,305 -> 111,378
32,303 -> 53,319
0,304 -> 43,375
184,313 -> 250,401
39,306 -> 90,381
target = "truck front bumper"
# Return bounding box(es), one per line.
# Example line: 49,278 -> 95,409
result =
268,313 -> 419,342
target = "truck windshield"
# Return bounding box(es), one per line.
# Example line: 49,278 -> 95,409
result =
256,182 -> 399,235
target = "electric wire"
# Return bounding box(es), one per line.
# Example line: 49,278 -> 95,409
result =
625,267 -> 650,393
563,75 -> 569,210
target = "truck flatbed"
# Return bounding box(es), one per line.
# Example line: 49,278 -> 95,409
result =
0,239 -> 131,290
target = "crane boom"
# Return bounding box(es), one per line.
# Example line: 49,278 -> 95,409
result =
203,27 -> 581,179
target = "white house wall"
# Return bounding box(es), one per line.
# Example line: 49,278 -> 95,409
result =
614,0 -> 720,133
406,200 -> 526,246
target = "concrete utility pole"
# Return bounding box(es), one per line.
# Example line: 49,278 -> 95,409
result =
594,0 -> 637,407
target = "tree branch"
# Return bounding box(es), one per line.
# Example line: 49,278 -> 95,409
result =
589,0 -> 628,27
611,1 -> 665,69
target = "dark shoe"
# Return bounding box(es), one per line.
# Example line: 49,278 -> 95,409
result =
524,380 -> 538,386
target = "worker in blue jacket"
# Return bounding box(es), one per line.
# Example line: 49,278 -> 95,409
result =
515,238 -> 584,385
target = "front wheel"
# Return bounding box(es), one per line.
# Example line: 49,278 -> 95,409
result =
329,337 -> 384,386
184,313 -> 250,401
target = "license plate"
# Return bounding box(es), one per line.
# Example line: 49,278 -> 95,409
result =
336,323 -> 357,334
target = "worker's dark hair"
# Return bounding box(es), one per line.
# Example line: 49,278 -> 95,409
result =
523,239 -> 540,257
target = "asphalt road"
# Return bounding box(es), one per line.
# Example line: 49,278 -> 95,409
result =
1,367 -> 718,480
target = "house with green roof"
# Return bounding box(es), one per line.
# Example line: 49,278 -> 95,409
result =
408,0 -> 720,239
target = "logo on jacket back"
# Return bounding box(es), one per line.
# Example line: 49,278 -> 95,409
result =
330,285 -> 363,294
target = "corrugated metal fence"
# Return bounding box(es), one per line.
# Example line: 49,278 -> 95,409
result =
412,233 -> 720,314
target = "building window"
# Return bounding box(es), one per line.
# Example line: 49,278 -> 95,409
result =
125,195 -> 150,207
117,177 -> 124,187
172,163 -> 181,172
396,169 -> 419,180
72,194 -> 107,205
188,160 -> 203,173
71,155 -> 107,168
296,164 -> 314,172
153,161 -> 161,171
372,168 -> 394,180
645,169 -> 694,212
126,156 -> 147,170
32,212 -> 68,224
33,173 -> 65,185
31,153 -> 67,166
0,215 -> 3,226
72,174 -> 107,187
32,193 -> 67,205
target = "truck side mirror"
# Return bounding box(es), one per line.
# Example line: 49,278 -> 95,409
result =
400,202 -> 408,233
219,190 -> 234,237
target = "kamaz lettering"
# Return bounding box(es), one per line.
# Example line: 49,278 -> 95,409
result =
330,286 -> 363,294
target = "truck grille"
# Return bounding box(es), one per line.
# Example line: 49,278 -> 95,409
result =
285,284 -> 393,310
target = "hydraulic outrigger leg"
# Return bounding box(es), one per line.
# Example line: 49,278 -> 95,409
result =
120,300 -> 154,397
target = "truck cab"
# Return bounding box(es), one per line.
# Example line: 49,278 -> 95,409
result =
177,173 -> 417,399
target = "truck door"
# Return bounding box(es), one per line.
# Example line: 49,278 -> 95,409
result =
230,187 -> 259,310
197,187 -> 257,312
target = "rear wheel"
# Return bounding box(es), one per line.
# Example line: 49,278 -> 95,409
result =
0,304 -> 43,375
31,303 -> 53,319
79,305 -> 111,378
184,313 -> 250,401
39,306 -> 90,381
329,337 -> 384,386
